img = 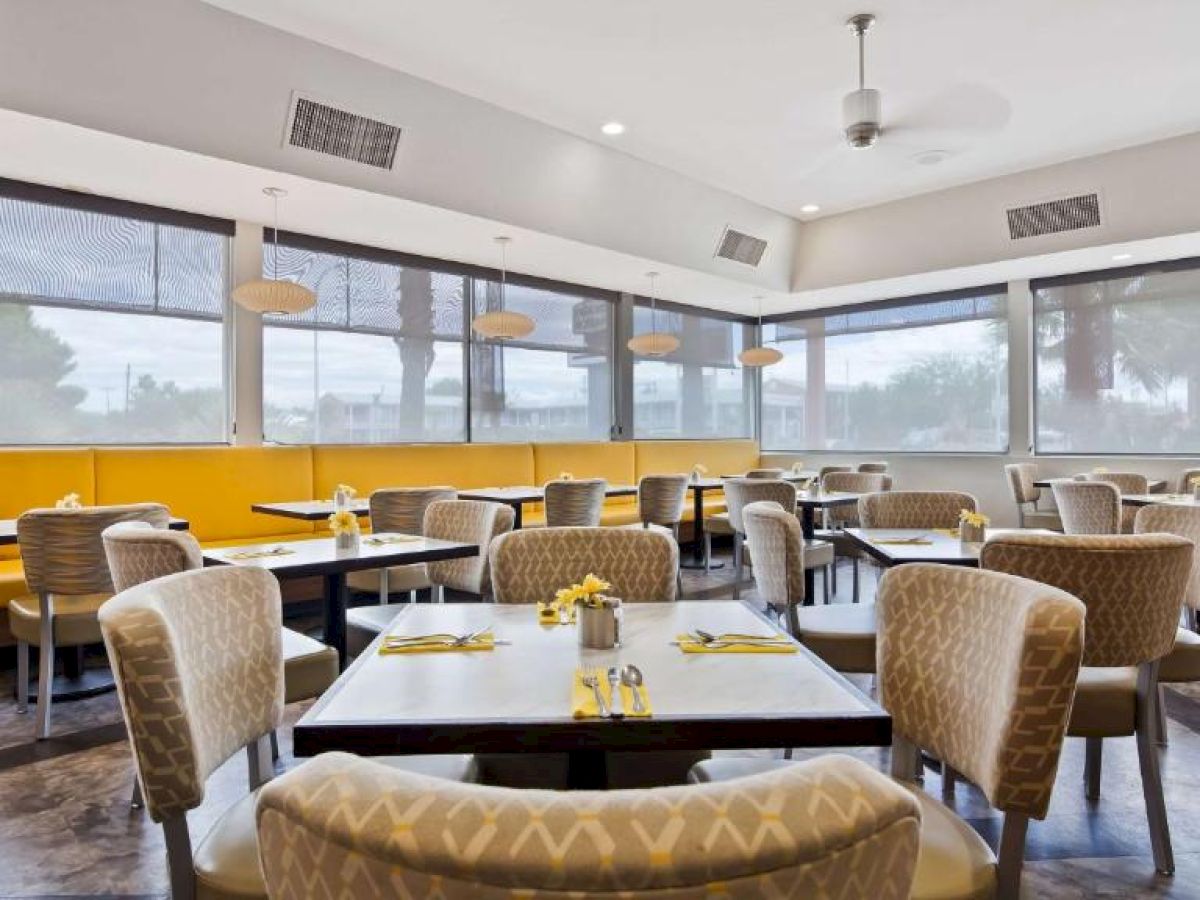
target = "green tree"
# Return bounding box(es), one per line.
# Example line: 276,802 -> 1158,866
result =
0,303 -> 87,442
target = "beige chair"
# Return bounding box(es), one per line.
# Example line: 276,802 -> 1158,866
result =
1051,480 -> 1121,535
818,464 -> 853,484
625,473 -> 689,536
1004,463 -> 1063,530
981,532 -> 1192,875
1175,467 -> 1200,494
857,461 -> 889,473
12,503 -> 169,739
1084,472 -> 1147,532
257,751 -> 921,899
346,500 -> 516,649
99,566 -> 475,900
745,467 -> 784,479
543,477 -> 607,527
692,562 -> 1086,900
859,491 -> 977,529
821,470 -> 893,603
490,527 -> 678,604
345,487 -> 457,604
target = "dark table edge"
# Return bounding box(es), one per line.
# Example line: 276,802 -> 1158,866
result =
202,541 -> 478,578
843,529 -> 980,568
250,503 -> 369,522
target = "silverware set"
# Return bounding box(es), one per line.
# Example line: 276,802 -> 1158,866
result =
674,629 -> 791,649
581,664 -> 646,717
382,628 -> 496,649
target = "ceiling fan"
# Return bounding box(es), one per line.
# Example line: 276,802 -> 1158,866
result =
842,13 -> 882,148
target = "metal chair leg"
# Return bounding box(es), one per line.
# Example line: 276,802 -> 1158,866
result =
247,734 -> 273,791
1155,683 -> 1169,746
732,533 -> 743,600
822,566 -> 830,604
852,557 -> 860,603
1136,662 -> 1174,874
162,816 -> 195,900
35,594 -> 54,740
270,729 -> 280,762
830,558 -> 838,594
1084,737 -> 1102,801
130,777 -> 144,810
379,568 -> 390,605
15,641 -> 29,713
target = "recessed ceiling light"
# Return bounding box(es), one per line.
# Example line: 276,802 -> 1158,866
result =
1112,253 -> 1133,261
800,204 -> 821,214
601,122 -> 626,136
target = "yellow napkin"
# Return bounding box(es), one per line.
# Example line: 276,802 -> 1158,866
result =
379,631 -> 495,655
873,538 -> 934,546
363,533 -> 422,546
572,668 -> 652,718
224,547 -> 295,561
933,528 -> 961,538
537,602 -> 577,625
676,633 -> 797,654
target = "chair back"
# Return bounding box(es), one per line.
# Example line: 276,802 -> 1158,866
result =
635,475 -> 689,527
490,527 -> 678,603
1051,481 -> 1120,535
724,478 -> 796,534
98,567 -> 283,823
877,563 -> 1084,820
543,478 -> 606,527
103,522 -> 202,592
1135,505 -> 1200,612
1084,471 -> 1148,495
742,502 -> 805,610
423,500 -> 515,595
256,752 -> 921,899
745,468 -> 784,479
1176,467 -> 1200,495
857,461 -> 889,474
1004,463 -> 1040,506
858,491 -> 975,530
823,472 -> 892,527
981,532 -> 1192,668
818,465 -> 852,485
18,503 -> 170,596
369,487 -> 457,534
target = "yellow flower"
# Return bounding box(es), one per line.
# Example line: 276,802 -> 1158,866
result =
335,483 -> 357,499
692,463 -> 708,475
558,471 -> 574,481
328,509 -> 360,535
1092,466 -> 1108,475
578,573 -> 611,596
1189,475 -> 1200,487
55,492 -> 81,510
791,461 -> 805,473
959,510 -> 989,528
555,586 -> 582,607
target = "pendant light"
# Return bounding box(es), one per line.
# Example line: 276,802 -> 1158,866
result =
627,271 -> 680,357
471,236 -> 535,340
232,187 -> 317,315
738,295 -> 783,367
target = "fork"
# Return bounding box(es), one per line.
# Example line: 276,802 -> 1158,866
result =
581,670 -> 609,718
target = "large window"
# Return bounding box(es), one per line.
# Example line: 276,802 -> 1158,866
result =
762,289 -> 1009,452
0,189 -> 230,444
1034,262 -> 1200,454
632,305 -> 753,438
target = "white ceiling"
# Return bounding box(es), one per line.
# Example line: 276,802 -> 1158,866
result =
203,0 -> 1200,218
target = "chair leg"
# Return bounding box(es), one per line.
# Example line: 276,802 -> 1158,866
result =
830,558 -> 838,594
162,816 -> 196,900
1155,683 -> 1169,746
942,763 -> 957,799
247,734 -> 273,790
433,584 -> 445,604
15,641 -> 29,713
1136,661 -> 1174,875
890,734 -> 922,782
130,775 -> 144,811
732,533 -> 743,600
408,589 -> 417,604
996,813 -> 1030,900
822,566 -> 830,604
379,568 -> 390,605
35,595 -> 55,740
1084,737 -> 1102,801
270,729 -> 280,762
852,557 -> 860,603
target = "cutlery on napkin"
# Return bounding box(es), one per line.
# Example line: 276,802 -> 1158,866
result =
571,667 -> 651,718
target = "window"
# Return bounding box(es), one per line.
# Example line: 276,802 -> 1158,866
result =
263,243 -> 466,443
632,305 -> 753,438
762,288 -> 1009,452
0,189 -> 230,444
469,283 -> 613,442
1033,262 -> 1200,454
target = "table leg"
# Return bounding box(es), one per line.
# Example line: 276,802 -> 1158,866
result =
512,501 -> 523,530
566,750 -> 607,789
323,572 -> 349,669
801,506 -> 816,608
682,487 -> 723,570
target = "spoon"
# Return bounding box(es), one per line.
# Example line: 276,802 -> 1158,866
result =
620,664 -> 646,715
693,629 -> 781,644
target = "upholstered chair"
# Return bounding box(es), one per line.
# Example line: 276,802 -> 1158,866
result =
692,562 -> 1086,900
745,467 -> 784,479
257,751 -> 922,899
1051,480 -> 1121,535
346,500 -> 516,649
1134,505 -> 1200,744
628,474 -> 689,535
490,527 -> 678,604
1176,467 -> 1200,494
346,487 -> 457,604
857,461 -> 889,473
818,464 -> 853,485
858,491 -> 977,529
1004,463 -> 1063,530
543,478 -> 607,527
820,471 -> 893,603
1084,472 -> 1148,532
12,502 -> 168,739
981,532 -> 1192,875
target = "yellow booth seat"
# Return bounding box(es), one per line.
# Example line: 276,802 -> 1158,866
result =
313,443 -> 536,500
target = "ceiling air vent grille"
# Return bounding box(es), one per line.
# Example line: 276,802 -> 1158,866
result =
1006,193 -> 1101,240
286,96 -> 401,170
715,227 -> 769,266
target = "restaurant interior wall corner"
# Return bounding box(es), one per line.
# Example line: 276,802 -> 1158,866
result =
231,221 -> 265,445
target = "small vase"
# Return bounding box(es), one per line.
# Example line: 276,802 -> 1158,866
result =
579,597 -> 620,649
1192,485 -> 1200,502
333,489 -> 350,512
334,530 -> 360,552
960,521 -> 986,544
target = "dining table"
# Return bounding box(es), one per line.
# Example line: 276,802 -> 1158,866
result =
1121,493 -> 1200,509
844,527 -> 1055,568
1033,477 -> 1169,493
292,599 -> 890,789
458,484 -> 639,530
202,534 -> 478,667
0,515 -> 191,546
797,491 -> 863,602
251,499 -> 371,521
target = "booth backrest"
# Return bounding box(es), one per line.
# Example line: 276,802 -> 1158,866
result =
312,444 -> 536,499
533,442 -> 636,501
0,449 -> 97,560
634,439 -> 760,479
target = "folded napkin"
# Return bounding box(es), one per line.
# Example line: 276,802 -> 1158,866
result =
873,537 -> 934,546
933,528 -> 962,538
379,631 -> 495,655
675,632 -> 797,654
572,667 -> 652,718
363,533 -> 422,546
537,602 -> 577,625
224,546 -> 295,561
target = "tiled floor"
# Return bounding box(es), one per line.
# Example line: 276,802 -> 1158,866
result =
0,552 -> 1198,898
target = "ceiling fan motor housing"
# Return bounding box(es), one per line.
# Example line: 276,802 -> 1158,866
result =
843,87 -> 881,148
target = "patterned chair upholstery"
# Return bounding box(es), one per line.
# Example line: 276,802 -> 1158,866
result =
257,751 -> 922,899
346,487 -> 457,602
1051,481 -> 1121,535
980,532 -> 1192,876
818,472 -> 893,603
543,478 -> 607,527
1004,463 -> 1062,531
11,502 -> 169,739
490,527 -> 678,604
857,461 -> 889,474
693,562 -> 1086,900
818,465 -> 853,486
745,467 -> 784,479
1083,472 -> 1147,532
724,479 -> 802,601
630,474 -> 690,532
1176,467 -> 1200,495
858,491 -> 976,530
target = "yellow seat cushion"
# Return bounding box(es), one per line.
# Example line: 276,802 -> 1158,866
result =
8,592 -> 109,646
0,448 -> 96,561
312,443 -> 534,498
1159,627 -> 1200,683
1067,666 -> 1138,738
0,558 -> 27,609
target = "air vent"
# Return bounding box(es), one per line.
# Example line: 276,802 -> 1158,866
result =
1006,193 -> 1102,240
715,227 -> 769,267
286,95 -> 402,170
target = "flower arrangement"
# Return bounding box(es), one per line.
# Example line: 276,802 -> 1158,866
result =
1092,466 -> 1109,475
791,461 -> 806,474
558,471 -> 574,480
959,510 -> 990,529
328,509 -> 360,536
55,493 -> 81,510
558,573 -> 612,610
691,463 -> 708,482
959,509 -> 989,543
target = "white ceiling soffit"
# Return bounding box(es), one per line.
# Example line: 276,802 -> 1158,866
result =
202,0 -> 1200,219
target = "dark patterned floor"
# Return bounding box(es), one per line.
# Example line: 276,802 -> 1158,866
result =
0,553 -> 1198,898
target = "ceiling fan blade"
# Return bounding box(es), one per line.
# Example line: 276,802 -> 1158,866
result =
887,82 -> 1013,137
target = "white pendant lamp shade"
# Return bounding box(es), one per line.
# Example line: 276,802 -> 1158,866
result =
740,295 -> 782,367
627,271 -> 680,357
472,236 -> 535,340
233,187 -> 316,316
